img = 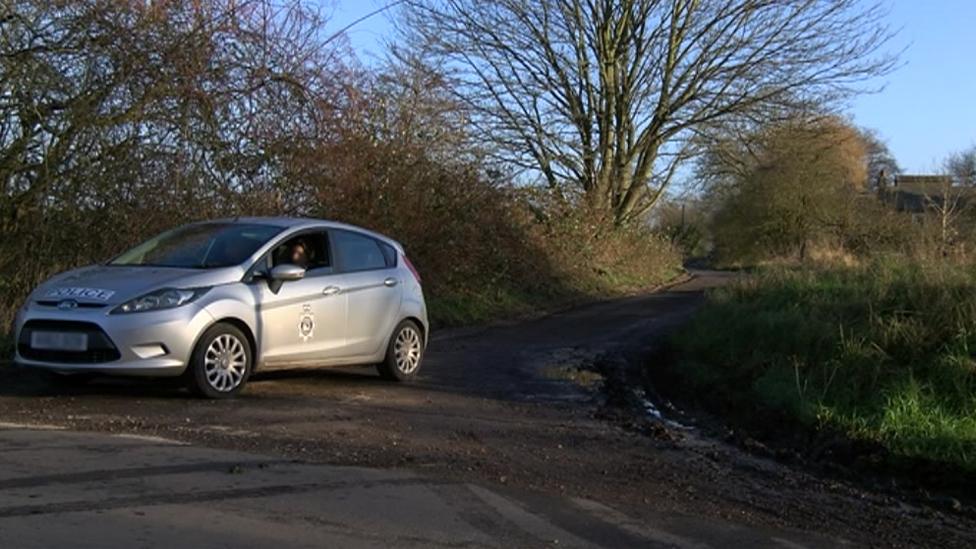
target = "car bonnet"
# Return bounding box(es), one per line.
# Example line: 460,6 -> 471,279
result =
32,265 -> 242,306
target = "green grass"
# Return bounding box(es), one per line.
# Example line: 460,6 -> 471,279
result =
426,274 -> 665,329
426,285 -> 573,328
426,258 -> 683,329
671,258 -> 976,472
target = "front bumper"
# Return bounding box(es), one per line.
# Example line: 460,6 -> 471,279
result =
13,303 -> 214,377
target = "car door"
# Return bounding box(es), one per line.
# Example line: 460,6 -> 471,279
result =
330,229 -> 402,358
252,230 -> 347,366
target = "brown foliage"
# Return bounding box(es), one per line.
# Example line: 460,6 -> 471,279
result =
704,116 -> 878,263
0,1 -> 681,333
0,0 -> 349,326
282,75 -> 681,325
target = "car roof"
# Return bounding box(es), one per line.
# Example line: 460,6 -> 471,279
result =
206,217 -> 404,252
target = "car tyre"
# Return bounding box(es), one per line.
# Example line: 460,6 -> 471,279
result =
377,320 -> 425,382
186,323 -> 252,399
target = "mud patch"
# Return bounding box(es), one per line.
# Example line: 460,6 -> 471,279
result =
541,364 -> 604,388
537,347 -> 606,389
568,352 -> 695,442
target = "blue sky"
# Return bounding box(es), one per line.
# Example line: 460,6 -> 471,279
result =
329,1 -> 976,174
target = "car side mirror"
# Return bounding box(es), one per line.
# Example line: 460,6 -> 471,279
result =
271,264 -> 306,281
267,264 -> 305,294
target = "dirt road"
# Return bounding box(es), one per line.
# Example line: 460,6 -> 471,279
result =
0,271 -> 973,547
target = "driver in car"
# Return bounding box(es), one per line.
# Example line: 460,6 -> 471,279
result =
288,239 -> 310,269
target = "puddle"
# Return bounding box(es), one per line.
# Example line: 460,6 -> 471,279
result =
635,390 -> 693,431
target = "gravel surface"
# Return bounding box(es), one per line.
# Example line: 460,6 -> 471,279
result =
1,271 -> 973,547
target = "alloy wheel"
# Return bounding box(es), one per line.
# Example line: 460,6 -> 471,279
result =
394,326 -> 422,374
204,333 -> 247,392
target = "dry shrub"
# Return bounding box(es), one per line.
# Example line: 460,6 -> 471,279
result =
0,152 -> 682,335
0,1 -> 682,336
284,133 -> 682,326
528,196 -> 682,294
791,243 -> 859,268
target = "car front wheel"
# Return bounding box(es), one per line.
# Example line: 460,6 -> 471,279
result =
377,320 -> 424,381
186,323 -> 252,398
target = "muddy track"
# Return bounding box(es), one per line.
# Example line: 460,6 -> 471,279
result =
0,271 -> 973,547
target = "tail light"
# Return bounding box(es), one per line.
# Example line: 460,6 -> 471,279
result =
402,254 -> 422,285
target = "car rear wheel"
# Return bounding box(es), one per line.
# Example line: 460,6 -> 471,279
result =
377,320 -> 424,381
187,323 -> 252,399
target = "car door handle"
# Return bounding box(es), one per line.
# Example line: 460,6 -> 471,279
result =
383,277 -> 398,288
322,286 -> 342,296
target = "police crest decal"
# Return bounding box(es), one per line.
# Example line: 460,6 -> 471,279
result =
299,303 -> 315,342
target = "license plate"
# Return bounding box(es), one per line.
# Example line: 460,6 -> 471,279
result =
30,331 -> 88,352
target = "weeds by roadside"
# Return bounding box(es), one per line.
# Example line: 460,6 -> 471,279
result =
671,258 -> 976,474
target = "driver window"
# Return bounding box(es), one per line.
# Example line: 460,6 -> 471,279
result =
272,231 -> 332,275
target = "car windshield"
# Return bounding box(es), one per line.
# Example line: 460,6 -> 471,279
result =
109,223 -> 283,269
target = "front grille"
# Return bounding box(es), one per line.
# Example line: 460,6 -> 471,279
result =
18,320 -> 121,364
34,300 -> 108,309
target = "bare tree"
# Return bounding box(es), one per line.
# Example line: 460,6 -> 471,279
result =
860,128 -> 901,189
924,177 -> 967,256
400,0 -> 897,226
929,147 -> 976,256
0,0 -> 350,325
947,146 -> 976,187
0,0 -> 348,223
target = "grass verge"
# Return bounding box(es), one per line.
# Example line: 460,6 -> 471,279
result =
670,258 -> 976,474
427,264 -> 685,328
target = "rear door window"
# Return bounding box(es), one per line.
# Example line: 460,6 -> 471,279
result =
333,230 -> 390,272
379,241 -> 397,268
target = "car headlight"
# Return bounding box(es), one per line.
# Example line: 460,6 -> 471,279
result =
111,288 -> 209,314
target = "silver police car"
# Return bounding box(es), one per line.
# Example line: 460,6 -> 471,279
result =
13,218 -> 428,398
